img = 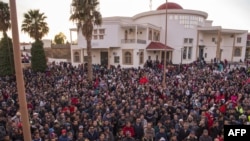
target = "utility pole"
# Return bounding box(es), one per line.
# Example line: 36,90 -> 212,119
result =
216,27 -> 221,61
149,0 -> 152,11
9,0 -> 32,140
162,0 -> 168,88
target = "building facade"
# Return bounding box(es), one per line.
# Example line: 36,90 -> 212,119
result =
246,34 -> 250,59
70,2 -> 248,68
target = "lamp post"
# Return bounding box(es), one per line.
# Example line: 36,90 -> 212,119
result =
181,48 -> 184,64
9,0 -> 32,140
162,0 -> 168,88
180,48 -> 183,72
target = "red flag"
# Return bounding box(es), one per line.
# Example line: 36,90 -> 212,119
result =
139,77 -> 148,85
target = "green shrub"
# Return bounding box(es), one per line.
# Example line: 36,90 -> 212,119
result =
31,40 -> 47,72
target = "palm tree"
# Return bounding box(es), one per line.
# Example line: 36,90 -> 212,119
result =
0,0 -> 11,35
0,1 -> 14,76
21,10 -> 49,72
70,0 -> 102,81
21,9 -> 49,41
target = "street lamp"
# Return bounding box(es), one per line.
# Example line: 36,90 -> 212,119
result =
181,48 -> 183,65
179,48 -> 183,72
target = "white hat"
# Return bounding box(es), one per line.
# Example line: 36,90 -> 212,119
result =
159,137 -> 166,141
16,112 -> 21,115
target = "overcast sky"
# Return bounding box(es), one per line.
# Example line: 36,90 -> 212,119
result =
2,0 -> 250,42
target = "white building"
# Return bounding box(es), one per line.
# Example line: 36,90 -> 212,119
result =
70,2 -> 248,68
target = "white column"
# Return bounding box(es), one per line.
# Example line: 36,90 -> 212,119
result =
70,29 -> 72,44
146,27 -> 149,43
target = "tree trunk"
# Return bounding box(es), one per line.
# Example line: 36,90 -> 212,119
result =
87,39 -> 92,81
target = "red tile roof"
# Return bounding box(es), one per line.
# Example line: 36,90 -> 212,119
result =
146,42 -> 173,50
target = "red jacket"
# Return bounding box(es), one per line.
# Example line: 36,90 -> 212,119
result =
219,104 -> 226,114
122,126 -> 135,137
71,97 -> 79,105
205,112 -> 214,129
139,77 -> 148,85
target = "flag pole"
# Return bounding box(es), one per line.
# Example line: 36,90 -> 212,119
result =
162,0 -> 168,88
9,0 -> 32,140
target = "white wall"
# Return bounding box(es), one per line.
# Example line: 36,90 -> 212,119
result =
202,33 -> 218,61
232,32 -> 248,62
91,50 -> 101,64
133,12 -> 202,64
42,39 -> 52,48
20,44 -> 32,50
71,9 -> 248,67
220,34 -> 234,61
78,23 -> 121,48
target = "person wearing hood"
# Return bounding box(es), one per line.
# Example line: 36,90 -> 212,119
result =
59,129 -> 69,141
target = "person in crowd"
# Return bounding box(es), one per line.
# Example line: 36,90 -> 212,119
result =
0,59 -> 249,141
199,129 -> 212,141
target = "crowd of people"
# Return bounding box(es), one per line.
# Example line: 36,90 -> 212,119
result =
0,59 -> 250,141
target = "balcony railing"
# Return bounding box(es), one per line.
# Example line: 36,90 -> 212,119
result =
121,39 -> 146,44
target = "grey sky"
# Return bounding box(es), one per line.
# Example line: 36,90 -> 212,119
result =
2,0 -> 249,42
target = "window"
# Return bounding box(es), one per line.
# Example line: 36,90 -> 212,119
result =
169,15 -> 173,20
99,29 -> 105,34
148,30 -> 152,40
93,35 -> 98,40
148,56 -> 151,60
188,47 -> 192,59
99,35 -> 104,40
184,38 -> 188,43
92,28 -> 105,39
184,38 -> 193,44
153,32 -> 156,41
74,51 -> 80,62
237,37 -> 241,43
234,47 -> 242,57
182,46 -> 192,59
174,15 -> 178,20
125,30 -> 128,40
124,51 -> 132,64
182,47 -> 187,59
212,37 -> 216,42
139,51 -> 144,64
156,33 -> 160,41
189,39 -> 193,44
114,56 -> 119,63
84,56 -> 88,62
247,41 -> 250,46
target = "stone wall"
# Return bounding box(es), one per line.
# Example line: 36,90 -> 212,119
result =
44,44 -> 71,61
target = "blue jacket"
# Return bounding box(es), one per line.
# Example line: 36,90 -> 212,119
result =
59,135 -> 69,141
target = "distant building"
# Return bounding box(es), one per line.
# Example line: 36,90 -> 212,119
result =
70,2 -> 248,68
20,39 -> 52,51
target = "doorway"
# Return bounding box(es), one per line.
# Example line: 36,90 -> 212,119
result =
100,52 -> 108,66
161,51 -> 170,62
246,48 -> 250,59
199,46 -> 204,59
